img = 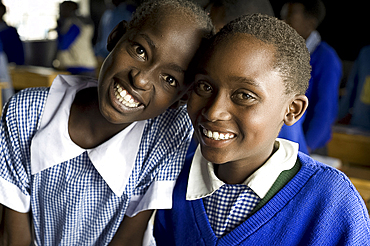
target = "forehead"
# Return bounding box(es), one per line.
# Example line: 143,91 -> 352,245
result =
205,34 -> 276,74
130,8 -> 204,65
202,33 -> 285,91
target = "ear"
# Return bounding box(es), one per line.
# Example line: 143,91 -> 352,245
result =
107,20 -> 128,52
284,94 -> 309,126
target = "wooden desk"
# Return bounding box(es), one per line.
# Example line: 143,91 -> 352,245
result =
327,126 -> 370,166
349,177 -> 370,213
0,82 -> 8,110
9,66 -> 69,90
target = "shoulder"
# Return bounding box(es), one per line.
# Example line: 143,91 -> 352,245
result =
3,87 -> 49,131
358,45 -> 370,60
314,42 -> 341,62
297,153 -> 370,240
298,153 -> 367,209
298,152 -> 352,187
7,87 -> 49,114
311,42 -> 342,74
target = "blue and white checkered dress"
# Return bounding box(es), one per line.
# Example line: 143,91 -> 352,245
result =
0,75 -> 193,245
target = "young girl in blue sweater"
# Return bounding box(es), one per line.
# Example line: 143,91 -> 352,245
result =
154,14 -> 370,245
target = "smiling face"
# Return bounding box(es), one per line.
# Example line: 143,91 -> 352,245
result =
188,33 -> 294,169
98,8 -> 205,124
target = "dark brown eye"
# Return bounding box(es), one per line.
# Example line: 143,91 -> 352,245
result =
134,45 -> 146,59
198,82 -> 212,92
161,75 -> 177,87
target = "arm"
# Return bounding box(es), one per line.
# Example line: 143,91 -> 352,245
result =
109,210 -> 154,246
0,206 -> 31,246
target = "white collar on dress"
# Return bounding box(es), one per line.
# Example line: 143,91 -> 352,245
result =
30,75 -> 146,197
186,138 -> 298,201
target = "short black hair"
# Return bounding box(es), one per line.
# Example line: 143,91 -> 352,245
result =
213,13 -> 311,95
129,0 -> 214,35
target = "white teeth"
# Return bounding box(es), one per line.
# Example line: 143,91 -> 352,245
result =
114,83 -> 140,108
202,127 -> 235,141
119,89 -> 126,97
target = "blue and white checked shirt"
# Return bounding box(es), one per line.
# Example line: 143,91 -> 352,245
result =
0,75 -> 193,245
186,139 -> 298,237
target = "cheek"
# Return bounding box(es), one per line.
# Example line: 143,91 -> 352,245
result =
187,94 -> 205,122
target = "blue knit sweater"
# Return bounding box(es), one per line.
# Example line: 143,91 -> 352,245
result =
154,152 -> 370,245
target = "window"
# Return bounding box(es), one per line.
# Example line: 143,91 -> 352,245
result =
2,0 -> 88,40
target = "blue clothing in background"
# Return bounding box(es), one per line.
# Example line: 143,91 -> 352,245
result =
303,41 -> 342,151
338,45 -> 370,131
0,38 -> 14,106
56,16 -> 97,75
94,3 -> 135,58
0,22 -> 24,65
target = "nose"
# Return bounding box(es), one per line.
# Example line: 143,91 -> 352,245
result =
130,68 -> 153,91
202,93 -> 231,122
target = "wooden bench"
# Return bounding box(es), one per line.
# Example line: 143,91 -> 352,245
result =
327,126 -> 370,167
9,65 -> 69,90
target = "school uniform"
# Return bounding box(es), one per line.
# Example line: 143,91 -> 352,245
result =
154,139 -> 370,245
0,21 -> 25,65
57,16 -> 97,75
303,31 -> 342,150
0,75 -> 193,245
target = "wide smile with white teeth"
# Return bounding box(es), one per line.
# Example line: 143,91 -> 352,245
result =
114,82 -> 141,108
201,126 -> 235,141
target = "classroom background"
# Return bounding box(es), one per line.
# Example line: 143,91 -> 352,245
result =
0,0 -> 369,212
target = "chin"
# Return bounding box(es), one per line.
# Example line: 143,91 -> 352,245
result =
200,147 -> 230,165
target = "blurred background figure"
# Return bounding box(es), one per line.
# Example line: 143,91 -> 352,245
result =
0,1 -> 24,65
0,38 -> 14,107
55,1 -> 97,76
281,0 -> 342,154
94,0 -> 137,64
338,45 -> 370,131
206,0 -> 274,32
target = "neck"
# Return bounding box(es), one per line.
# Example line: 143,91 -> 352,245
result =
215,143 -> 278,184
68,87 -> 131,149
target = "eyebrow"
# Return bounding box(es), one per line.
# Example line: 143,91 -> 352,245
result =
166,63 -> 185,74
229,76 -> 261,88
139,33 -> 156,50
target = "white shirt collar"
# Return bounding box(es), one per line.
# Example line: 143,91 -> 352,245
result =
306,30 -> 321,54
186,138 -> 298,200
30,75 -> 146,197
